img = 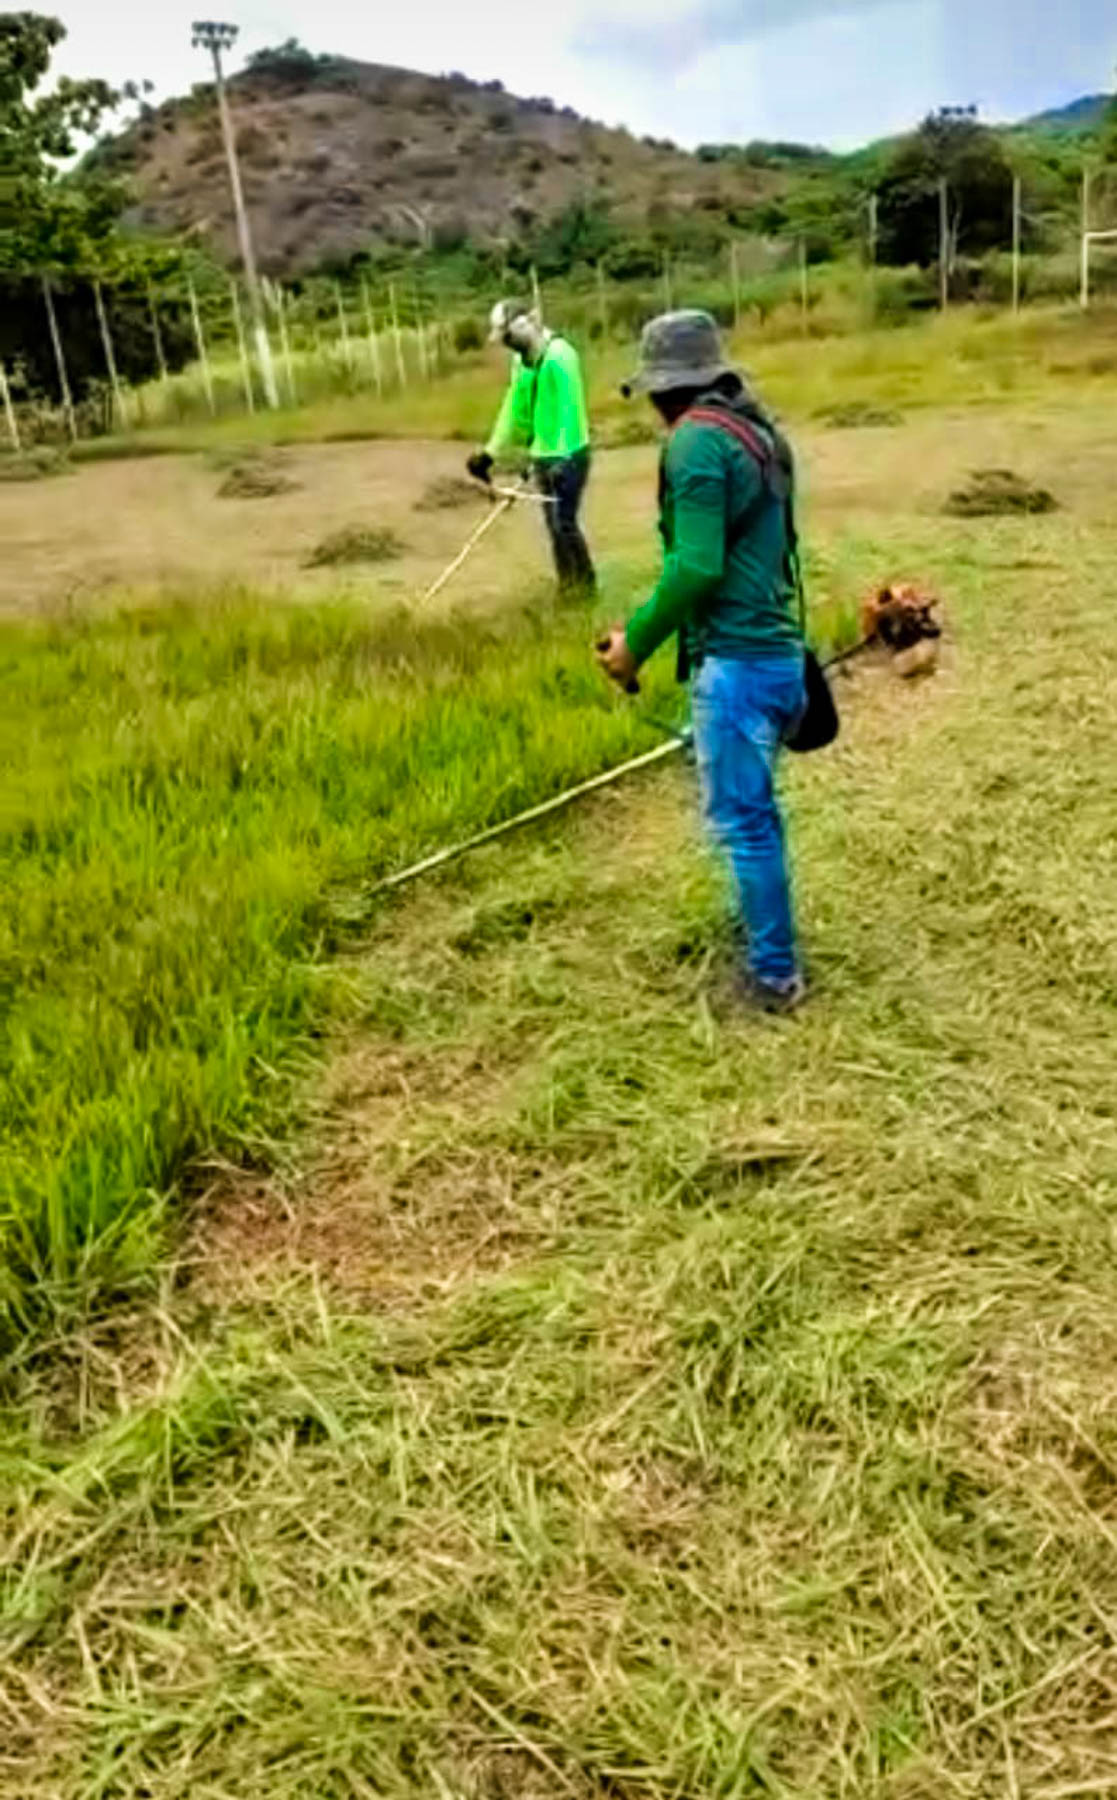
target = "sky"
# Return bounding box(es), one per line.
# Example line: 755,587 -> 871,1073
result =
54,0 -> 1115,151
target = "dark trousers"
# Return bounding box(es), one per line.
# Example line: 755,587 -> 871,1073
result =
535,451 -> 596,595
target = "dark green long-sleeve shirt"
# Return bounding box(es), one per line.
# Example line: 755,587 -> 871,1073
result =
624,412 -> 800,668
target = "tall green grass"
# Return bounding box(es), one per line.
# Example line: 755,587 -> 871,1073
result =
1,591 -> 688,1341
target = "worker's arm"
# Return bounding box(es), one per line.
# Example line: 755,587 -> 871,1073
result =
624,427 -> 746,665
485,359 -> 533,461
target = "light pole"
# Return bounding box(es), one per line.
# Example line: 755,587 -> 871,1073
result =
192,20 -> 279,408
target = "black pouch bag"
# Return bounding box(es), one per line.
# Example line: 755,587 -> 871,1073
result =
785,644 -> 838,753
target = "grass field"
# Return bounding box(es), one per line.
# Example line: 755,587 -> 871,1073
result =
2,305 -> 1117,1795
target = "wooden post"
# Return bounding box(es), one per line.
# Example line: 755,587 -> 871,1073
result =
730,241 -> 741,332
277,291 -> 298,404
361,279 -> 383,397
799,238 -> 809,332
230,278 -> 255,412
389,283 -> 407,388
1081,166 -> 1092,309
188,279 -> 216,416
662,251 -> 672,311
1012,174 -> 1022,316
414,292 -> 430,381
530,264 -> 543,323
334,282 -> 353,371
867,192 -> 878,323
41,276 -> 77,442
939,176 -> 950,311
146,277 -> 168,382
0,360 -> 20,452
596,262 -> 609,340
93,279 -> 126,430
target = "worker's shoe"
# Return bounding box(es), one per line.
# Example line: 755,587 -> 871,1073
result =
737,971 -> 807,1015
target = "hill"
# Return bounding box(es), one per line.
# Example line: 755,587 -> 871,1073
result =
1020,93 -> 1112,135
104,46 -> 785,276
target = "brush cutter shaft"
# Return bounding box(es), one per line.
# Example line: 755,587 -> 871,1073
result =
373,738 -> 685,894
421,497 -> 514,605
491,485 -> 557,505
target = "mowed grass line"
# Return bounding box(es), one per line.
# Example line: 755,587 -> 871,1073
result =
3,525 -> 1117,1795
0,591 -> 691,1338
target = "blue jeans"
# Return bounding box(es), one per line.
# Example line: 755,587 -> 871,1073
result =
691,651 -> 806,986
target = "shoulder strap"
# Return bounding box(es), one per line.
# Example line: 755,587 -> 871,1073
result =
682,404 -> 775,475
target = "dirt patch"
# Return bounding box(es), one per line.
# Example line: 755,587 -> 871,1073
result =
190,1042 -> 555,1308
305,524 -> 405,567
944,468 -> 1058,517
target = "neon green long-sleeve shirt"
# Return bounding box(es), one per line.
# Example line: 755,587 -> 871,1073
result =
486,335 -> 591,462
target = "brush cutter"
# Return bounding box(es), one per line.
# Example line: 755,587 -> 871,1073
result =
420,481 -> 556,607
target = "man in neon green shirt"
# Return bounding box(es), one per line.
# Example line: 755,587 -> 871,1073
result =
467,298 -> 596,595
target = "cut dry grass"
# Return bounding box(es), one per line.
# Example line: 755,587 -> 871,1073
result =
3,315 -> 1117,1798
305,523 -> 406,566
944,467 -> 1059,518
0,445 -> 70,482
415,474 -> 487,512
216,454 -> 300,500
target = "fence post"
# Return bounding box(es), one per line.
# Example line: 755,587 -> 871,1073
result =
530,264 -> 543,322
93,279 -> 126,430
146,277 -> 169,382
390,283 -> 407,388
361,279 -> 383,396
0,360 -> 20,452
277,290 -> 298,404
1012,175 -> 1022,315
596,262 -> 609,340
662,251 -> 673,312
730,241 -> 741,331
867,193 -> 879,324
230,278 -> 255,412
414,291 -> 430,381
939,177 -> 950,311
41,276 -> 77,442
188,279 -> 216,415
798,238 -> 809,332
334,281 -> 353,371
1080,166 -> 1092,309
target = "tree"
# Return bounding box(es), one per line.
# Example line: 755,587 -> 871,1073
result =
876,110 -> 1015,268
1,14 -> 195,410
0,12 -> 120,268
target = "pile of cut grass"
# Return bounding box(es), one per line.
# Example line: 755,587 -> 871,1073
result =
0,445 -> 70,481
945,467 -> 1059,517
214,450 -> 300,500
414,474 -> 486,512
305,524 -> 405,566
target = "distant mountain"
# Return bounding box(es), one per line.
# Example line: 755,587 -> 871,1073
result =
1018,94 -> 1112,135
100,47 -> 785,276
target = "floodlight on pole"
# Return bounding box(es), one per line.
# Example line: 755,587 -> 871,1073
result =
192,20 -> 279,408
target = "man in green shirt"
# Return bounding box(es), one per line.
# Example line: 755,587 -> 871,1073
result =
596,310 -> 807,1011
467,298 -> 595,596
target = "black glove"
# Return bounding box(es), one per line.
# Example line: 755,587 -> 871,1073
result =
466,451 -> 494,485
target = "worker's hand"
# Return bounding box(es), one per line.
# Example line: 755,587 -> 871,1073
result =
466,451 -> 494,485
595,625 -> 640,693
